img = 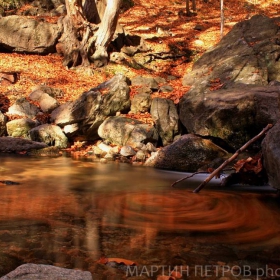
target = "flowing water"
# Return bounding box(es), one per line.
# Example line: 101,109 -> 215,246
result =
0,154 -> 280,279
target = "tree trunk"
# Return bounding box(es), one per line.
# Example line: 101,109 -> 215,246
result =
60,0 -> 121,68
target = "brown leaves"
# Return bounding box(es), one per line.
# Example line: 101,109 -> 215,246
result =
234,155 -> 263,174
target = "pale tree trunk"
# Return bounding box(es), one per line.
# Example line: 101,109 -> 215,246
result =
60,0 -> 121,68
91,0 -> 122,67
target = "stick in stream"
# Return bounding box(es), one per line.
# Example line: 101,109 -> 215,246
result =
192,124 -> 273,193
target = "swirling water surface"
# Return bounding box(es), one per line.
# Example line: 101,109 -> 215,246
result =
0,154 -> 280,277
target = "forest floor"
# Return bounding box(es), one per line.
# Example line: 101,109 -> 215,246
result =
0,0 -> 279,121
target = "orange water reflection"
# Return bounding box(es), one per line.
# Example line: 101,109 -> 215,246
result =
0,155 -> 280,275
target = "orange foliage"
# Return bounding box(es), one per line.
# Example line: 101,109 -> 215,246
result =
0,0 -> 278,124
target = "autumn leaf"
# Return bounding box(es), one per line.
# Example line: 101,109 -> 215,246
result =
97,257 -> 137,266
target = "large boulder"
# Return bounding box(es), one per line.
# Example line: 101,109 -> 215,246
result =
179,15 -> 280,151
0,263 -> 92,280
98,116 -> 159,148
182,15 -> 280,93
0,15 -> 62,54
144,134 -> 228,172
179,85 -> 280,150
150,97 -> 179,146
51,74 -> 131,140
262,121 -> 280,190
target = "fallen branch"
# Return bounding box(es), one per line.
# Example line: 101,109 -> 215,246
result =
192,124 -> 273,193
171,171 -> 204,187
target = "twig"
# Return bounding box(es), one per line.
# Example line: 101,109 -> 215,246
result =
193,124 -> 273,193
171,171 -> 203,187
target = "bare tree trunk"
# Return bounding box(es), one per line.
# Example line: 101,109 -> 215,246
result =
91,0 -> 122,67
60,0 -> 121,68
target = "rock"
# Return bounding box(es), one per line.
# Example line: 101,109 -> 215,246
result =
29,88 -> 60,113
159,85 -> 173,93
120,145 -> 136,157
151,97 -> 179,146
130,93 -> 151,113
31,85 -> 65,99
7,98 -> 40,119
0,15 -> 62,54
29,124 -> 68,148
51,74 -> 131,140
0,137 -> 47,152
131,76 -> 159,90
146,142 -> 157,152
0,71 -> 19,85
6,118 -> 38,138
182,15 -> 280,91
136,86 -> 153,95
0,263 -> 92,280
262,121 -> 280,189
27,146 -> 61,157
135,149 -> 146,161
93,146 -> 107,157
179,85 -> 280,150
144,134 -> 228,172
97,142 -> 113,153
98,116 -> 159,148
0,111 -> 7,136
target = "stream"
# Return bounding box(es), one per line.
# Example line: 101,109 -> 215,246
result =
0,154 -> 280,279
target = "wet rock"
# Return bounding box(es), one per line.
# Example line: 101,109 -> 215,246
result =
29,124 -> 68,148
0,136 -> 47,153
27,146 -> 61,157
6,118 -> 38,138
144,134 -> 228,172
0,263 -> 92,280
